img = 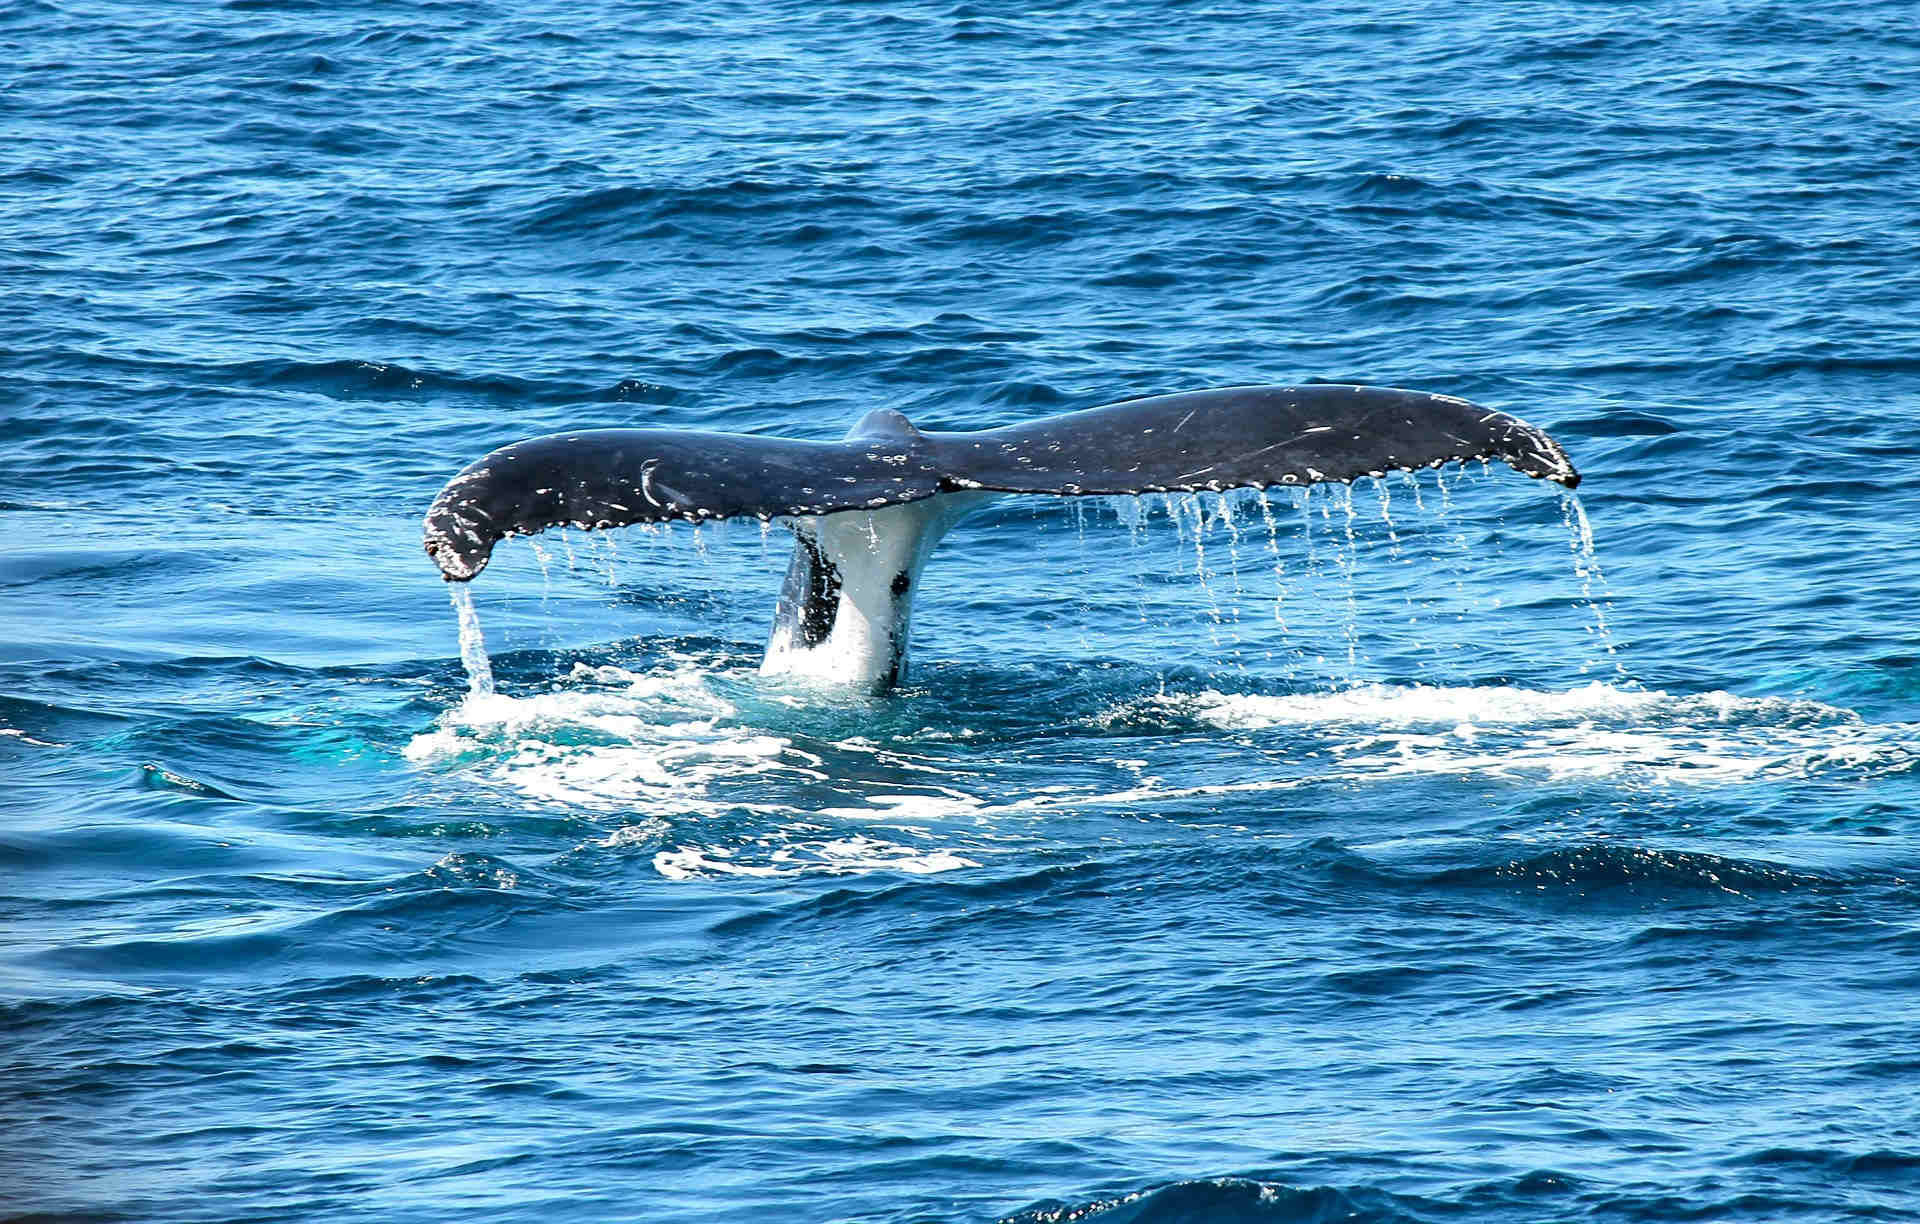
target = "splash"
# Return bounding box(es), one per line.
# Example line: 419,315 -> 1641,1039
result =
448,584 -> 495,698
407,660 -> 779,808
405,660 -> 1004,881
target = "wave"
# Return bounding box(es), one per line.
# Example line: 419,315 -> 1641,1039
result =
518,179 -> 881,241
1420,842 -> 1845,904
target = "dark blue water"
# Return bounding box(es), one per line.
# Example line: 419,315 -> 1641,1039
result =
7,2 -> 1920,1220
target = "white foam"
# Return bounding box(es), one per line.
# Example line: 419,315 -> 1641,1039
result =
407,661 -> 994,881
410,663 -> 1916,882
812,790 -> 991,823
1180,680 -> 1665,729
652,835 -> 980,881
0,727 -> 63,748
405,661 -> 813,813
1157,682 -> 1916,785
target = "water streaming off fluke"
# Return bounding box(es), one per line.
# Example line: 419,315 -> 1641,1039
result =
449,583 -> 495,698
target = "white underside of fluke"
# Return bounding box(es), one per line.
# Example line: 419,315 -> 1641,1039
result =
760,492 -> 994,692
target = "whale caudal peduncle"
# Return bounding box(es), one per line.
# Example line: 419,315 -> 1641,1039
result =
760,489 -> 993,692
421,383 -> 1580,692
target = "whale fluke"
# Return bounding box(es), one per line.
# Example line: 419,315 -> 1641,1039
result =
423,384 -> 1579,691
424,385 -> 1575,580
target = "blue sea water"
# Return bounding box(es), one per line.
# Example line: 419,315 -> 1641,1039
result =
6,0 -> 1920,1220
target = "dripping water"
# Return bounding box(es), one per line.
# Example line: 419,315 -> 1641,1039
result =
1214,493 -> 1247,612
1208,492 -> 1248,672
1562,492 -> 1624,674
587,532 -> 621,586
448,584 -> 496,698
1254,488 -> 1288,633
1295,486 -> 1330,672
1114,494 -> 1152,627
1333,483 -> 1361,676
1174,493 -> 1229,650
1372,475 -> 1401,556
1432,466 -> 1477,652
1070,498 -> 1095,659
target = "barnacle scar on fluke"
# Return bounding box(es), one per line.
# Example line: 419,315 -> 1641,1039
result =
423,384 -> 1580,693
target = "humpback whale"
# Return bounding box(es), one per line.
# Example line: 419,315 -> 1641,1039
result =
424,384 -> 1579,692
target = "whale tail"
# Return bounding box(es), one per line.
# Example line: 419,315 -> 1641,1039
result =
422,384 -> 1580,691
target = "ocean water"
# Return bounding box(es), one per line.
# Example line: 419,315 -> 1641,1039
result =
6,1 -> 1920,1220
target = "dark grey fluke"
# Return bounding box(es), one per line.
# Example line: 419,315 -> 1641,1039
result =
423,384 -> 1578,581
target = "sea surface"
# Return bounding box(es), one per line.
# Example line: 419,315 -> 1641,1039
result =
6,2 -> 1920,1220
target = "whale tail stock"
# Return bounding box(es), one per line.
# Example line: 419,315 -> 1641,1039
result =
422,384 -> 1580,691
